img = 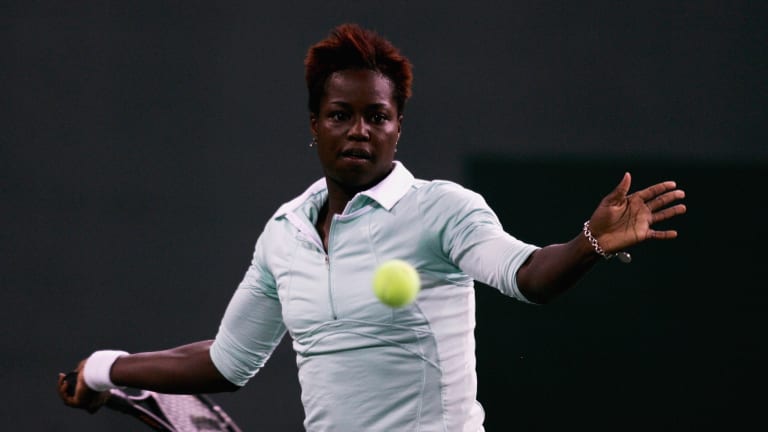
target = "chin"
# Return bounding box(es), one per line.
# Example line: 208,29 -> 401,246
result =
327,171 -> 376,191
326,162 -> 392,191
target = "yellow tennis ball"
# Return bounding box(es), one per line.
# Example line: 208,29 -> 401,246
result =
372,259 -> 421,308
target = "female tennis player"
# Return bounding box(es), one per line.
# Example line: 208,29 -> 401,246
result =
58,23 -> 686,431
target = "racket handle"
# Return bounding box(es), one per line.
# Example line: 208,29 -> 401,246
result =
64,371 -> 78,397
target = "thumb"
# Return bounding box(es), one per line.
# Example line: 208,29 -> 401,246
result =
604,172 -> 631,205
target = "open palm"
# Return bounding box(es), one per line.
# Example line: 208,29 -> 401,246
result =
588,172 -> 687,254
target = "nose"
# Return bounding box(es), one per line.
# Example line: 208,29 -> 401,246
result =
347,116 -> 370,141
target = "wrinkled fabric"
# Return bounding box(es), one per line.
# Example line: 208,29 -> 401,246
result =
211,162 -> 538,431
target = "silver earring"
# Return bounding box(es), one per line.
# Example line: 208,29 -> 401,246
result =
309,137 -> 317,147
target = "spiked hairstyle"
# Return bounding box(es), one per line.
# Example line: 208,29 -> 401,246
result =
304,24 -> 413,115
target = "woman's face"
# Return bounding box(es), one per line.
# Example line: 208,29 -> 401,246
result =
310,69 -> 402,194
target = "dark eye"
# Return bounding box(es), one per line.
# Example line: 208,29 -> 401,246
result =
329,111 -> 349,121
370,112 -> 389,124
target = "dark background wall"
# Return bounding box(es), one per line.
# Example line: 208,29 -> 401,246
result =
469,160 -> 766,431
2,1 -> 765,431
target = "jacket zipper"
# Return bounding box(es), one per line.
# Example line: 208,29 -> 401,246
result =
326,216 -> 338,320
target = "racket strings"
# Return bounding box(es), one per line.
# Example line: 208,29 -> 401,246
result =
153,393 -> 233,431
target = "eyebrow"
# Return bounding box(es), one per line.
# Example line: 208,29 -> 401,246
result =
327,101 -> 393,110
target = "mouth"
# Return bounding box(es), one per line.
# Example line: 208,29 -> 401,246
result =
339,148 -> 373,161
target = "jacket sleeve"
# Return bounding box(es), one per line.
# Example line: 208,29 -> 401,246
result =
421,181 -> 540,303
210,229 -> 287,386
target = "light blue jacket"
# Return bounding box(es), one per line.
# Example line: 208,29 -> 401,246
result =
211,162 -> 538,431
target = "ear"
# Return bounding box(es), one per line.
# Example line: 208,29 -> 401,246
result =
397,114 -> 403,136
309,113 -> 318,137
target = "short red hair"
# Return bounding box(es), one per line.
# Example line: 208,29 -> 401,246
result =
304,24 -> 413,115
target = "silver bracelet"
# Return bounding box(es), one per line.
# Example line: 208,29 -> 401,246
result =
582,221 -> 632,263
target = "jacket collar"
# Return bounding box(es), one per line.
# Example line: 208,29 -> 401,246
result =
274,161 -> 414,219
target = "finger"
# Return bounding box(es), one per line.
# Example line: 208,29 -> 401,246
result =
58,373 -> 76,406
634,180 -> 677,202
618,172 -> 631,195
58,373 -> 70,396
647,189 -> 686,212
605,172 -> 632,205
648,229 -> 678,240
57,373 -> 67,397
651,204 -> 687,224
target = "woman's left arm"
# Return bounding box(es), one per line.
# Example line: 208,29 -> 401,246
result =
516,172 -> 686,304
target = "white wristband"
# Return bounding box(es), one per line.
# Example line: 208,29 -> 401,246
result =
83,350 -> 129,391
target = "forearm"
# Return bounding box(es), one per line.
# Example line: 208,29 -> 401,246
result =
516,232 -> 601,304
110,340 -> 239,394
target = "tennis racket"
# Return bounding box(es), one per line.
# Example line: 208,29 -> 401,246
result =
64,372 -> 242,431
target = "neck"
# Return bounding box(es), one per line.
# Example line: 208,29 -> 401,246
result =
323,179 -> 361,216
